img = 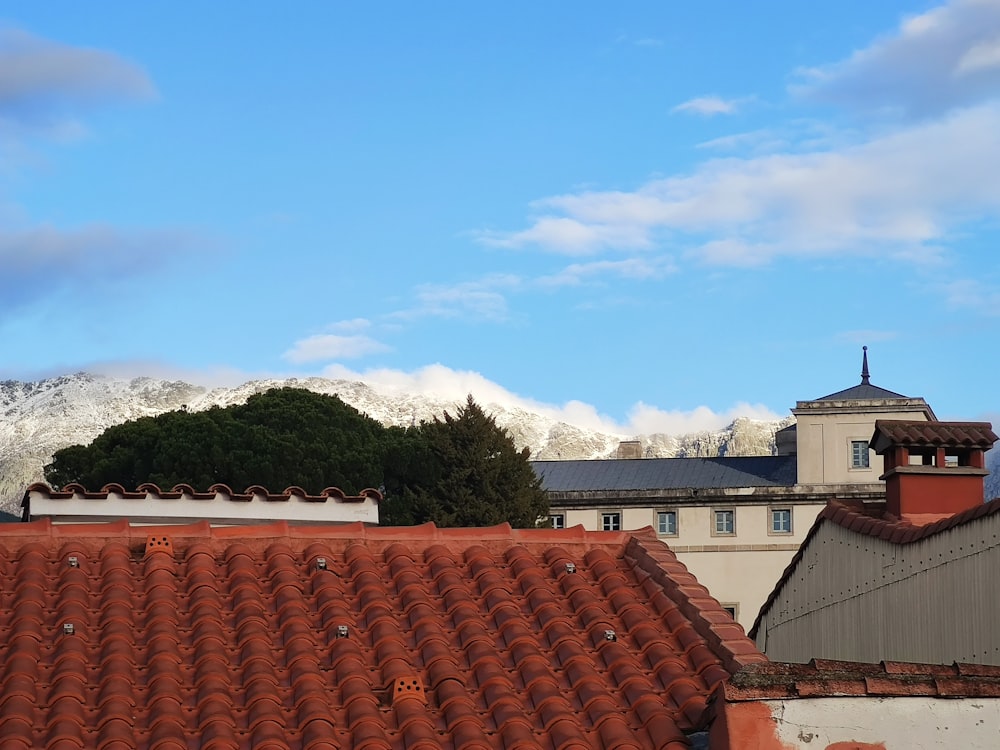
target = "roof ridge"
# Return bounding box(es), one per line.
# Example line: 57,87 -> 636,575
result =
625,535 -> 768,678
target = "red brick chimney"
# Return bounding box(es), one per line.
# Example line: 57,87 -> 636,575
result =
870,420 -> 997,524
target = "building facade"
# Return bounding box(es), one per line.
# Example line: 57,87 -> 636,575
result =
751,420 -> 1000,665
534,351 -> 939,630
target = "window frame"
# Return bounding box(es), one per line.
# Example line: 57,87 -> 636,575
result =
769,507 -> 792,535
712,508 -> 736,537
656,510 -> 678,537
549,514 -> 565,530
600,511 -> 622,531
850,439 -> 871,469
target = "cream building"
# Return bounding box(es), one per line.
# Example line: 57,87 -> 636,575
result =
533,349 -> 939,630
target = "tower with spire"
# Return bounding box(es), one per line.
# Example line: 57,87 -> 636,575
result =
786,347 -> 936,486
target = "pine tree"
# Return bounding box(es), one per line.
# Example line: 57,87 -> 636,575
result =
383,395 -> 548,527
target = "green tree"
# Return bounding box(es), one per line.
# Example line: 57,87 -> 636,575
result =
45,389 -> 548,528
45,388 -> 386,494
382,395 -> 548,527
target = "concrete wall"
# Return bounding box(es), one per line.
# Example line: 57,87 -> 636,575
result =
711,697 -> 1000,749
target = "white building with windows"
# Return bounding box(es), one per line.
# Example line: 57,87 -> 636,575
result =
533,350 -> 938,629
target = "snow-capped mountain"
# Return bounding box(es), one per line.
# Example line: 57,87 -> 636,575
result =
0,372 -> 789,516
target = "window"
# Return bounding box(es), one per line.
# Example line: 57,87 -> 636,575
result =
721,604 -> 739,620
549,514 -> 565,529
770,508 -> 792,534
713,509 -> 735,536
851,440 -> 870,468
601,512 -> 622,531
656,511 -> 677,536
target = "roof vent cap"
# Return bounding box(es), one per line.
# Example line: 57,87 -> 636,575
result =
336,625 -> 349,638
316,557 -> 328,571
565,563 -> 577,574
63,623 -> 75,635
604,629 -> 617,642
67,556 -> 79,568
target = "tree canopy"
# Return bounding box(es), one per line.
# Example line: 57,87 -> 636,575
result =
45,388 -> 548,528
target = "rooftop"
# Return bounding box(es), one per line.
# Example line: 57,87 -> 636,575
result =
532,456 -> 797,494
22,482 -> 382,526
870,420 -> 998,452
0,519 -> 766,750
750,496 -> 1000,638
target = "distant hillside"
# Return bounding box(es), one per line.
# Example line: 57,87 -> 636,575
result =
0,373 -> 789,515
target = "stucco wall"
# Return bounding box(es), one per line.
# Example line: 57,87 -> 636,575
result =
711,697 -> 1000,749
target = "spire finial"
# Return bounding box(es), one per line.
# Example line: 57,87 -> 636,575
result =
861,345 -> 870,385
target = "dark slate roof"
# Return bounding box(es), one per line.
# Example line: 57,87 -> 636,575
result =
815,381 -> 908,401
532,456 -> 797,492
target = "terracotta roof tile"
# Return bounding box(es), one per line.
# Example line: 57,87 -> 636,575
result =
870,420 -> 998,451
0,520 -> 762,749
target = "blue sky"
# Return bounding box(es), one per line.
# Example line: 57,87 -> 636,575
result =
2,1 -> 999,435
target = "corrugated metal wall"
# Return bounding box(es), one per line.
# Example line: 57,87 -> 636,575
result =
756,516 -> 1000,665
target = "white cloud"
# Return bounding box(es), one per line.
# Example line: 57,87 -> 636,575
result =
627,401 -> 782,436
537,256 -> 677,287
476,216 -> 652,255
282,334 -> 389,363
327,318 -> 372,333
672,95 -> 741,116
792,0 -> 1000,118
483,103 -> 1000,263
319,363 -> 777,436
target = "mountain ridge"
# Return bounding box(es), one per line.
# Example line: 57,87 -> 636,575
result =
0,372 -> 790,515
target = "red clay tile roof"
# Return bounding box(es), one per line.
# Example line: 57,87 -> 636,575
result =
870,420 -> 998,453
722,659 -> 1000,700
0,519 -> 766,750
748,497 -> 1000,638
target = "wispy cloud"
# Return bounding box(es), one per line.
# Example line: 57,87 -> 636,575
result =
476,216 -> 652,255
672,95 -> 742,116
0,26 -> 156,135
939,277 -> 1000,315
537,256 -> 677,287
791,0 -> 1000,118
282,333 -> 390,363
0,224 -> 198,312
387,275 -> 521,321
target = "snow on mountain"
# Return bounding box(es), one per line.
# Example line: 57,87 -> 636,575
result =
0,372 -> 790,516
